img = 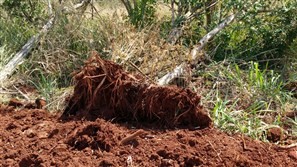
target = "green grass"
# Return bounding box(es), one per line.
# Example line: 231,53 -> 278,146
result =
212,96 -> 267,140
0,45 -> 13,70
29,69 -> 57,103
200,61 -> 296,141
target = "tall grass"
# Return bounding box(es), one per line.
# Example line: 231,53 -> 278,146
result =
0,45 -> 13,70
200,61 -> 296,141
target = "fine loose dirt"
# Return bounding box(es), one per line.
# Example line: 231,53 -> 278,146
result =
0,106 -> 296,166
1,53 -> 296,166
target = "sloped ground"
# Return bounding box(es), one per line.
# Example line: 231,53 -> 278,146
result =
0,105 -> 296,166
0,53 -> 296,166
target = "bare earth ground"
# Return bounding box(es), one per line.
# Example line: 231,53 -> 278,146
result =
1,54 -> 297,166
0,105 -> 297,167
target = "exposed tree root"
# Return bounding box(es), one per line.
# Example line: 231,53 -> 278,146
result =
62,52 -> 212,128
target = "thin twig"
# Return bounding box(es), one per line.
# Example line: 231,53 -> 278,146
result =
208,141 -> 223,162
127,61 -> 154,83
277,143 -> 297,150
83,74 -> 106,79
241,135 -> 253,151
13,85 -> 30,101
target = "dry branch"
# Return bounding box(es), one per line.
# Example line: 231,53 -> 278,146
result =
120,130 -> 145,145
0,0 -> 91,82
62,0 -> 91,14
0,16 -> 55,82
158,14 -> 236,85
191,14 -> 235,61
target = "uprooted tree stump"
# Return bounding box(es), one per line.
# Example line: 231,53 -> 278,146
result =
62,52 -> 212,128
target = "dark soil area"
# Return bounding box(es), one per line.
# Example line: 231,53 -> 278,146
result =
0,104 -> 296,166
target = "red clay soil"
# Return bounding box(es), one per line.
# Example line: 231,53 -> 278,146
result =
0,105 -> 296,167
63,52 -> 211,128
1,54 -> 296,166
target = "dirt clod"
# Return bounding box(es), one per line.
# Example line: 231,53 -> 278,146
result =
8,98 -> 24,108
267,127 -> 284,142
19,154 -> 43,167
289,150 -> 297,160
35,98 -> 47,109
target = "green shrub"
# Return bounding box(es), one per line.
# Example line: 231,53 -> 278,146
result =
0,18 -> 37,51
1,0 -> 45,24
212,1 -> 297,65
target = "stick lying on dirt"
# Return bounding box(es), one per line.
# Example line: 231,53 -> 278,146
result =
120,130 -> 145,145
158,14 -> 236,85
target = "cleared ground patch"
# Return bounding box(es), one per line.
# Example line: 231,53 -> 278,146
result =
0,104 -> 296,166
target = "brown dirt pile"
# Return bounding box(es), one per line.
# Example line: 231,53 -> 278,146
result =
0,105 -> 296,166
63,52 -> 211,128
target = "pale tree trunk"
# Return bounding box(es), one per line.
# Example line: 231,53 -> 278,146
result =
167,0 -> 218,45
0,0 -> 91,82
158,14 -> 236,85
0,0 -> 55,82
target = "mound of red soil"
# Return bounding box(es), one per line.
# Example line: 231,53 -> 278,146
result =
0,105 -> 296,166
63,52 -> 211,128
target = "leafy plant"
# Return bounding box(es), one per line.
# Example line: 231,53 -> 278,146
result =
1,0 -> 45,24
0,18 -> 37,51
211,97 -> 268,140
213,0 -> 297,64
121,0 -> 156,28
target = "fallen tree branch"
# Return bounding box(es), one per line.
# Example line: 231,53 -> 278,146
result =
47,0 -> 53,15
191,13 -> 235,62
62,0 -> 91,14
157,63 -> 188,86
167,1 -> 218,44
158,14 -> 236,85
0,16 -> 55,82
0,0 -> 91,82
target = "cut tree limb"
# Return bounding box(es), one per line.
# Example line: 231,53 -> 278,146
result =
158,14 -> 236,85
